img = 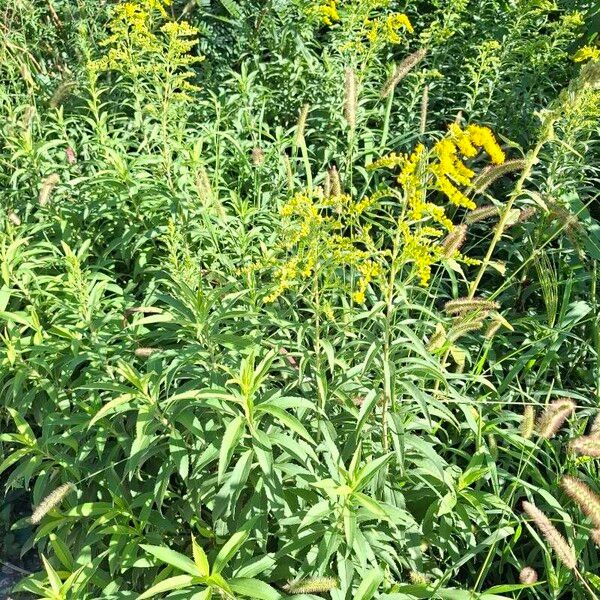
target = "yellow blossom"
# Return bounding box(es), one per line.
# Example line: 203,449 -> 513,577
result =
573,45 -> 600,63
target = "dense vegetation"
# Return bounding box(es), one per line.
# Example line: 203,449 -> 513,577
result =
1,0 -> 600,598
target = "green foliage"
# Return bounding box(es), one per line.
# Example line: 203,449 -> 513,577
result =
1,0 -> 600,599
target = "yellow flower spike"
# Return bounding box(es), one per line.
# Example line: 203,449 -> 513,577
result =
465,125 -> 505,164
436,174 -> 476,210
449,123 -> 478,158
572,45 -> 600,63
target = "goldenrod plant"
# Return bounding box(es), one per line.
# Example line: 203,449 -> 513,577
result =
1,0 -> 600,599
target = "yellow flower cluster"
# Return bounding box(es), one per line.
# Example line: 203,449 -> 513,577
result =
312,0 -> 340,25
352,259 -> 382,303
309,0 -> 412,56
89,0 -> 203,100
366,13 -> 413,44
573,45 -> 600,63
398,222 -> 444,286
430,124 -> 505,209
361,122 -> 505,285
263,187 -> 385,304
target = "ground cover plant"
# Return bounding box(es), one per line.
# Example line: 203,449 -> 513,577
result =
1,0 -> 600,598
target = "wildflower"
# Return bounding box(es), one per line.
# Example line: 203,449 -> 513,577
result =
314,0 -> 339,26
352,259 -> 382,304
465,124 -> 505,164
572,45 -> 600,63
399,222 -> 444,286
561,476 -> 600,529
367,152 -> 406,171
31,483 -> 76,524
536,399 -> 575,439
522,501 -> 576,570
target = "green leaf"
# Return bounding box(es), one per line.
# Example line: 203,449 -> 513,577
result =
262,405 -> 314,443
140,545 -> 201,576
354,568 -> 384,600
138,575 -> 199,599
89,393 -> 135,426
218,416 -> 245,484
212,530 -> 249,574
192,536 -> 210,577
229,578 -> 282,600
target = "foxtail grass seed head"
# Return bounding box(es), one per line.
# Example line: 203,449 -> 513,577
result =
448,319 -> 483,342
484,319 -> 502,339
517,206 -> 537,223
295,103 -> 310,143
521,405 -> 535,440
521,501 -> 576,570
279,347 -> 299,370
591,529 -> 600,547
561,476 -> 600,529
344,68 -> 357,129
519,567 -> 538,584
323,169 -> 332,197
282,153 -> 294,192
251,147 -> 265,166
591,412 -> 600,437
472,159 -> 527,193
409,571 -> 429,585
570,436 -> 600,458
465,205 -> 498,224
427,324 -> 446,351
49,80 -> 76,108
21,105 -> 36,129
329,165 -> 341,197
7,211 -> 21,226
380,48 -> 427,98
135,347 -> 158,358
284,577 -> 339,594
419,84 -> 429,135
444,297 -> 500,315
31,483 -> 76,524
39,173 -> 60,206
536,399 -> 575,439
441,224 -> 467,257
65,147 -> 76,165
